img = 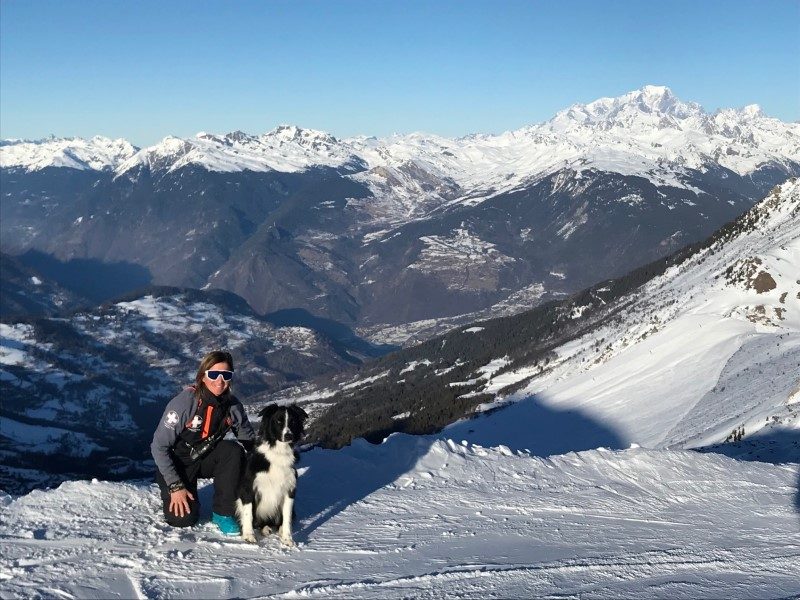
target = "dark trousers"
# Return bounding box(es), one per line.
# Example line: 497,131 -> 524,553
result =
156,440 -> 245,528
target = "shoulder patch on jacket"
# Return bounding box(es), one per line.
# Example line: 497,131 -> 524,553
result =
163,411 -> 179,429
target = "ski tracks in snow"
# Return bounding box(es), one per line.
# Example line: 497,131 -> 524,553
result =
280,546 -> 800,599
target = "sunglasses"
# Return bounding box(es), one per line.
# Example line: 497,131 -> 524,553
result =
205,369 -> 234,381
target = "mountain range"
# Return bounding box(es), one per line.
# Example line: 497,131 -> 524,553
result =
2,86 -> 798,341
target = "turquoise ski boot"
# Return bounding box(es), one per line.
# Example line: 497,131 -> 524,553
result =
211,512 -> 241,536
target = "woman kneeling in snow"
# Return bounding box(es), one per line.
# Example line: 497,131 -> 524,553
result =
151,350 -> 255,535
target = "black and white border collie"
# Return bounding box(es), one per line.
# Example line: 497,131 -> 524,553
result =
236,404 -> 308,545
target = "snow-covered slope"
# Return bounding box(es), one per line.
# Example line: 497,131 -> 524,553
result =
1,436 -> 798,598
473,178 -> 800,450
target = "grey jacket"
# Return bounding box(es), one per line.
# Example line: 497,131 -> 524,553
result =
151,387 -> 256,486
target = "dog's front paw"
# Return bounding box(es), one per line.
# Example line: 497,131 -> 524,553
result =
280,533 -> 295,547
242,532 -> 257,544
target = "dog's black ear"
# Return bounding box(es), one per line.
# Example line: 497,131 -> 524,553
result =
289,404 -> 308,421
258,404 -> 281,420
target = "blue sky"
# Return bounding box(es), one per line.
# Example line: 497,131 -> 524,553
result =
1,0 -> 798,146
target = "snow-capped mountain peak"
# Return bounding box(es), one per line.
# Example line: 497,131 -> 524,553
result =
195,130 -> 255,145
741,103 -> 765,118
264,124 -> 340,145
549,85 -> 706,131
115,126 -> 364,176
624,84 -> 700,117
0,136 -> 137,171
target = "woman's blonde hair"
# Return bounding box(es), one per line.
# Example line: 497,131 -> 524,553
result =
194,350 -> 234,396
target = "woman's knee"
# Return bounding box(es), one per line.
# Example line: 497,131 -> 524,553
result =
164,504 -> 200,528
216,440 -> 245,462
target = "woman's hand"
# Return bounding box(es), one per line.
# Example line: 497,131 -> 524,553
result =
169,488 -> 195,517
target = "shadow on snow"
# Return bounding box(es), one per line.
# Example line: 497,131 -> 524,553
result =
694,427 -> 800,516
294,394 -> 625,542
441,394 -> 626,456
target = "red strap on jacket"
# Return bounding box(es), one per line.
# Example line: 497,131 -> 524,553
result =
201,405 -> 214,439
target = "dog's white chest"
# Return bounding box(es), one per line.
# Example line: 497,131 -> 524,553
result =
252,443 -> 296,520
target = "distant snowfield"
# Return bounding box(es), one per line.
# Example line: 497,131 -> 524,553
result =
2,435 -> 798,599
0,418 -> 106,458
